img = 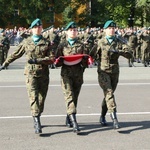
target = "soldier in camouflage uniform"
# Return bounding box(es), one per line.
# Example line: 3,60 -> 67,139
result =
136,31 -> 142,63
90,20 -> 132,129
83,26 -> 95,51
0,29 -> 10,66
55,21 -> 89,134
95,28 -> 104,42
59,29 -> 66,44
139,28 -> 150,67
123,28 -> 137,67
0,18 -> 55,134
46,26 -> 60,68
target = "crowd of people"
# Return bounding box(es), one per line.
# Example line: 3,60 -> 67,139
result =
0,24 -> 150,67
0,18 -> 150,135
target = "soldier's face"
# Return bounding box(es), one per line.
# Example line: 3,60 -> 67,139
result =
67,28 -> 78,39
105,27 -> 115,36
32,25 -> 43,35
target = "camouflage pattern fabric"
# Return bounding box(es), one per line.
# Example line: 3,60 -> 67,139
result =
124,33 -> 137,66
56,39 -> 89,115
0,35 -> 10,65
3,36 -> 54,116
140,32 -> 150,65
91,36 -> 132,113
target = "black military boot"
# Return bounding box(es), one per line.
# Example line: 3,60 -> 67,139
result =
33,116 -> 42,134
136,58 -> 141,63
110,112 -> 120,129
100,116 -> 107,126
99,99 -> 108,126
65,114 -> 73,128
69,114 -> 80,134
128,58 -> 135,67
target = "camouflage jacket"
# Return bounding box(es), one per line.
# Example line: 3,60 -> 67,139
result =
55,39 -> 89,76
91,36 -> 132,74
0,35 -> 10,50
83,32 -> 94,48
47,31 -> 60,49
140,32 -> 150,49
4,36 -> 55,77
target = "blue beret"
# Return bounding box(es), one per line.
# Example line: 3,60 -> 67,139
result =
103,20 -> 116,29
65,21 -> 77,31
30,18 -> 42,28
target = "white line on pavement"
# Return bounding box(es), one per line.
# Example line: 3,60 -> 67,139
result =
0,112 -> 150,119
0,83 -> 150,88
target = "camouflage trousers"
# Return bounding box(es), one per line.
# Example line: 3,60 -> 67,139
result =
141,48 -> 150,64
25,75 -> 49,116
61,75 -> 83,115
0,49 -> 2,65
0,48 -> 9,65
98,71 -> 119,114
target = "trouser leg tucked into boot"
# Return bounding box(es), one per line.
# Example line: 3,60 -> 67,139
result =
110,112 -> 120,129
69,114 -> 80,133
33,116 -> 42,134
65,114 -> 73,128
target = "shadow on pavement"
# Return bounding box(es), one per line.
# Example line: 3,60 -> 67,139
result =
39,122 -> 113,137
118,120 -> 150,134
38,120 -> 150,137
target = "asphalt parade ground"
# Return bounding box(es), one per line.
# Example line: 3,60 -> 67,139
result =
0,46 -> 150,150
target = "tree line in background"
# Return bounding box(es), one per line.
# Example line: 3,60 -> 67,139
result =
0,0 -> 149,28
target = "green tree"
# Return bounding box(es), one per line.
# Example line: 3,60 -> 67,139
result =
135,0 -> 150,26
0,0 -> 149,28
0,0 -> 68,28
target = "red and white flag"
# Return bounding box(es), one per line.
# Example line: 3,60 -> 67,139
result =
55,54 -> 93,66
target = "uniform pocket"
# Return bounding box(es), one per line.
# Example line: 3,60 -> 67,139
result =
24,64 -> 43,77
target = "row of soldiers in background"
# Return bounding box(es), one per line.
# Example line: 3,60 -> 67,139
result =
117,27 -> 150,67
0,25 -> 150,68
78,26 -> 150,67
0,26 -> 27,66
0,29 -> 10,66
42,25 -> 150,68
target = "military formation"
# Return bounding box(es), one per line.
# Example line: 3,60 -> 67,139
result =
0,18 -> 150,135
0,22 -> 150,68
